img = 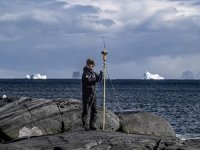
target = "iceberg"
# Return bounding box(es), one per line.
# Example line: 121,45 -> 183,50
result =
143,71 -> 164,80
181,71 -> 194,79
25,74 -> 30,79
72,71 -> 81,79
196,71 -> 200,79
26,74 -> 47,79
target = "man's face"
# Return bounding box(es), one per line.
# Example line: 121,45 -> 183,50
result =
87,64 -> 95,69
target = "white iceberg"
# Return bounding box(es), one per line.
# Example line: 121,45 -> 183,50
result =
25,74 -> 31,79
26,74 -> 47,79
143,71 -> 164,80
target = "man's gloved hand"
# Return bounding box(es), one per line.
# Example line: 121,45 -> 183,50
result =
98,71 -> 103,82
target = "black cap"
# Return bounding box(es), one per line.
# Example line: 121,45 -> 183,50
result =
86,58 -> 95,66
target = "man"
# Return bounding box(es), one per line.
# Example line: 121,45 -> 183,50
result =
82,58 -> 103,131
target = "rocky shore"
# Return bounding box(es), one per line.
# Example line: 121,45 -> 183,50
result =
0,97 -> 199,150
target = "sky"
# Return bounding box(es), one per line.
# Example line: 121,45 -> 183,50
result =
1,0 -> 200,79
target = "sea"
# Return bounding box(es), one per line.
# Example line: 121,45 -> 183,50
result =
0,79 -> 200,140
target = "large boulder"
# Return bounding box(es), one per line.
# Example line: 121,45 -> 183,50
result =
119,112 -> 176,137
0,97 -> 120,141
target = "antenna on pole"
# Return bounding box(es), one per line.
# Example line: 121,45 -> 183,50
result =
103,37 -> 106,49
101,37 -> 108,130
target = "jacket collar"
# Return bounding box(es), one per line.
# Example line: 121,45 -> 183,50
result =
83,66 -> 93,73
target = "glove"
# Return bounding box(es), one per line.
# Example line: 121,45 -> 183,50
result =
98,71 -> 103,82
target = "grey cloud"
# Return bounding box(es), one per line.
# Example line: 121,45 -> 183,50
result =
1,0 -> 200,78
94,19 -> 115,27
0,8 -> 101,40
85,15 -> 115,27
161,0 -> 200,6
192,2 -> 200,5
0,0 -> 66,12
67,4 -> 100,14
161,0 -> 197,2
106,7 -> 200,64
0,32 -> 103,77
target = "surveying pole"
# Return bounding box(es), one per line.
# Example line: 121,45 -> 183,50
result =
101,39 -> 108,130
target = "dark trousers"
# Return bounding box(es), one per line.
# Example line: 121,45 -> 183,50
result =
81,96 -> 97,127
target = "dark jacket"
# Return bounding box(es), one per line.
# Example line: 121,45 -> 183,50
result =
82,67 -> 102,99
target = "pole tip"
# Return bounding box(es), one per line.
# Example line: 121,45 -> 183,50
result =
101,51 -> 108,55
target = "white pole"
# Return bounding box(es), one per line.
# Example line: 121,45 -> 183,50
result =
103,60 -> 106,130
101,48 -> 108,130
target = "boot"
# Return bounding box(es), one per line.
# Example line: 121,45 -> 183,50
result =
90,122 -> 97,130
85,126 -> 90,131
83,121 -> 90,131
82,121 -> 86,128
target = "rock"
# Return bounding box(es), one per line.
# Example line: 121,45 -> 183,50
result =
119,112 -> 176,137
0,97 -> 19,107
0,97 -> 120,141
18,126 -> 43,138
0,130 -> 198,150
2,95 -> 7,99
96,107 -> 120,131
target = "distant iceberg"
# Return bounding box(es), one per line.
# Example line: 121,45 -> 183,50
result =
181,71 -> 194,79
197,71 -> 200,79
180,70 -> 200,80
26,74 -> 47,79
72,71 -> 81,79
143,71 -> 164,80
26,74 -> 30,79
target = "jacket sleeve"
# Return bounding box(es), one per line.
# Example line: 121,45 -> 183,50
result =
96,71 -> 103,82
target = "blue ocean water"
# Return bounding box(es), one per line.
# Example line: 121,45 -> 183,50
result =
0,79 -> 200,139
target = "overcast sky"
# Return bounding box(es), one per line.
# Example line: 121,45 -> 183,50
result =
1,0 -> 200,79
